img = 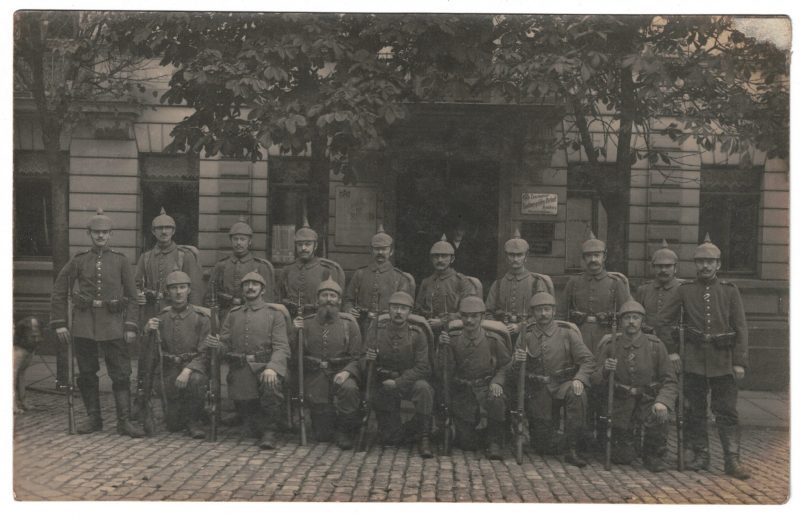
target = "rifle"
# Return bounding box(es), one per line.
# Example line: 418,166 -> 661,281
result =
207,280 -> 221,441
154,328 -> 169,418
64,274 -> 77,435
297,295 -> 307,446
442,323 -> 453,456
677,306 -> 686,471
356,295 -> 380,451
512,332 -> 526,465
604,301 -> 619,470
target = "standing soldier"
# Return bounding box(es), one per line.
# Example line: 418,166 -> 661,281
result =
344,224 -> 414,335
592,300 -> 677,472
205,272 -> 290,449
277,217 -> 344,318
486,228 -> 554,338
143,271 -> 211,438
363,292 -> 434,457
50,209 -> 144,437
558,231 -> 630,449
439,296 -> 510,459
294,278 -> 363,450
661,234 -> 750,479
501,292 -> 595,467
635,239 -> 683,374
208,216 -> 276,321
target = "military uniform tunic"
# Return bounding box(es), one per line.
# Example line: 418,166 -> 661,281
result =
278,257 -> 345,311
558,270 -> 631,354
344,261 -> 413,314
486,268 -> 552,321
635,278 -> 682,353
416,268 -> 478,320
208,252 -> 276,313
135,242 -> 204,321
364,318 -> 433,415
220,299 -> 290,400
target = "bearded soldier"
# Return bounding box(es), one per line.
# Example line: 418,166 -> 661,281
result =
50,209 -> 144,437
661,234 -> 750,479
500,292 -> 595,467
294,278 -> 363,450
486,228 -> 554,338
143,271 -> 210,438
363,291 -> 434,458
205,271 -> 290,449
635,239 -> 683,373
344,224 -> 414,335
592,300 -> 677,472
439,296 -> 510,459
208,216 -> 276,321
277,217 -> 344,318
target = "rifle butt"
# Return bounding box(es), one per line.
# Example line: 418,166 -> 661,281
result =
66,338 -> 76,434
605,371 -> 615,471
298,327 -> 306,445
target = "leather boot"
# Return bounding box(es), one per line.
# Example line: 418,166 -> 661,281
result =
486,421 -> 504,460
418,415 -> 433,459
719,424 -> 750,480
186,420 -> 206,439
687,435 -> 710,472
335,414 -> 355,450
77,382 -> 103,434
114,389 -> 145,438
611,428 -> 637,465
259,429 -> 277,450
311,406 -> 336,442
221,411 -> 243,426
564,429 -> 587,468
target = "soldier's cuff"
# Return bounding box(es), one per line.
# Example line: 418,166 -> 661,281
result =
124,321 -> 139,333
50,319 -> 67,330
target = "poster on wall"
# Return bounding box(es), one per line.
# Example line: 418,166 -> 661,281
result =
335,186 -> 378,246
521,192 -> 558,215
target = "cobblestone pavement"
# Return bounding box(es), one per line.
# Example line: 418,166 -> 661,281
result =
13,391 -> 789,503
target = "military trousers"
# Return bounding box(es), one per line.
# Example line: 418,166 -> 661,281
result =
452,385 -> 505,451
232,374 -> 285,435
684,373 -> 738,450
372,379 -> 434,416
610,398 -> 669,464
161,366 -> 208,432
525,382 -> 586,437
75,337 -> 132,392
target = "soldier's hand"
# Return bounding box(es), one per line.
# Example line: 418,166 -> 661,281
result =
382,379 -> 397,390
365,348 -> 378,361
55,327 -> 71,345
124,331 -> 137,344
514,348 -> 527,363
489,383 -> 503,397
439,331 -> 451,345
506,323 -> 520,335
733,365 -> 746,381
668,353 -> 682,374
145,318 -> 161,332
293,316 -> 304,329
652,402 -> 669,424
604,358 -> 618,372
175,368 -> 192,389
572,379 -> 585,396
204,334 -> 221,349
136,291 -> 147,306
333,371 -> 350,385
349,307 -> 361,318
427,318 -> 442,329
261,368 -> 279,390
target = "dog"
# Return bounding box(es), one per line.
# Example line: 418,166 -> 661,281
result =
14,316 -> 44,413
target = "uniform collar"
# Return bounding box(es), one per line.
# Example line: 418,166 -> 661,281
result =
434,268 -> 455,280
505,268 -> 531,281
389,321 -> 408,333
170,303 -> 192,319
231,252 -> 253,264
582,269 -> 608,281
370,261 -> 392,273
315,310 -> 339,325
463,328 -> 485,344
533,320 -> 557,337
621,332 -> 644,349
244,298 -> 266,311
154,242 -> 177,255
91,245 -> 109,255
656,277 -> 680,290
697,275 -> 719,286
295,257 -> 320,270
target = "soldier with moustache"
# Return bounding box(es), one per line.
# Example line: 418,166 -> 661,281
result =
50,209 -> 144,437
205,271 -> 290,449
363,291 -> 434,458
344,224 -> 414,336
294,278 -> 363,450
500,292 -> 595,467
439,296 -> 511,459
277,217 -> 345,318
592,300 -> 677,472
634,239 -> 683,374
143,271 -> 211,438
661,234 -> 750,479
208,216 -> 276,321
486,229 -> 554,340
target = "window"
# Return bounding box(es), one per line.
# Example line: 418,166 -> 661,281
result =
565,164 -> 609,271
699,167 -> 761,274
140,154 -> 199,251
268,156 -> 311,264
13,152 -> 64,259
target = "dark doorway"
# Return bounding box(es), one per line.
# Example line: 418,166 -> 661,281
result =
394,157 -> 499,291
141,181 -> 199,250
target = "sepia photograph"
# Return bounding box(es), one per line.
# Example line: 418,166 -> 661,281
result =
8,2 -> 792,507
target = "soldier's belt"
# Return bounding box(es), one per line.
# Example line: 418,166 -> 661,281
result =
304,355 -> 354,372
570,311 -> 612,326
224,352 -> 271,367
613,382 -> 661,401
686,327 -> 737,349
531,366 -> 578,384
453,375 -> 493,388
642,324 -> 655,335
375,367 -> 401,381
74,297 -> 125,312
494,311 -> 520,324
161,352 -> 198,366
525,372 -> 551,385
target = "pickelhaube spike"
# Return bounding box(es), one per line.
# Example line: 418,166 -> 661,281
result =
152,207 -> 176,228
504,226 -> 529,254
431,233 -> 455,255
87,207 -> 113,231
295,215 -> 318,242
704,232 -> 712,243
694,232 -> 721,260
581,229 -> 606,254
371,223 -> 393,247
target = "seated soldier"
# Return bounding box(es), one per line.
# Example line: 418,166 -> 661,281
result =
592,300 -> 677,472
439,296 -> 510,459
363,291 -> 434,458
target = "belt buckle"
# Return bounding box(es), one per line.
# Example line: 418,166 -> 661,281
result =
92,299 -> 103,308
246,354 -> 256,363
703,334 -> 713,343
320,360 -> 329,369
585,315 -> 597,323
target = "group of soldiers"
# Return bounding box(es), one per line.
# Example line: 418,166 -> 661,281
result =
50,206 -> 750,480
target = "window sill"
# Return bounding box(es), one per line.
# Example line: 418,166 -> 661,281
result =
13,260 -> 53,271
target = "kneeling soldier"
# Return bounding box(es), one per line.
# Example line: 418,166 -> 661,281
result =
294,278 -> 363,450
439,296 -> 510,459
206,271 -> 290,449
592,300 -> 677,471
503,292 -> 595,467
363,291 -> 434,457
143,271 -> 210,438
